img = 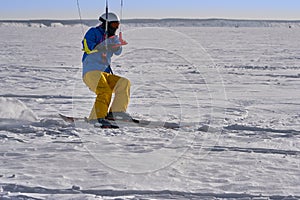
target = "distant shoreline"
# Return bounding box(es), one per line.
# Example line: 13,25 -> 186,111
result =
1,18 -> 300,27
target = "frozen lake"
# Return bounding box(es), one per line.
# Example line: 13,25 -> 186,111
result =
0,25 -> 299,199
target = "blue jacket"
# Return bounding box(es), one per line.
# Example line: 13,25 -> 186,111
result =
81,26 -> 122,76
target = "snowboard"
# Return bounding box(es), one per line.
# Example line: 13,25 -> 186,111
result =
58,113 -> 181,129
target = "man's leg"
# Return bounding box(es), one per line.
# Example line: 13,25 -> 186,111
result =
83,71 -> 113,120
109,77 -> 131,113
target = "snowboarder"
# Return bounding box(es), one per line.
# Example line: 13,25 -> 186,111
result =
81,12 -> 131,128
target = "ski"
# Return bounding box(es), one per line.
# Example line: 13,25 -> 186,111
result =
58,113 -> 181,129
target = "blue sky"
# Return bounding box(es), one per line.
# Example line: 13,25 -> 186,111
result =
1,0 -> 300,20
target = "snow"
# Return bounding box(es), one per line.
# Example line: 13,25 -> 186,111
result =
0,24 -> 299,199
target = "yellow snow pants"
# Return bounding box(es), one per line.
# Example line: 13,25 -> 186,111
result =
83,71 -> 130,120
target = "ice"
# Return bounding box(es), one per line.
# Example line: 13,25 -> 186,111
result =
0,23 -> 299,199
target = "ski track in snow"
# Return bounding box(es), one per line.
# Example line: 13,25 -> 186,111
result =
0,26 -> 299,199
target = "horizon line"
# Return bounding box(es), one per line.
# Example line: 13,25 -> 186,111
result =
1,17 -> 300,22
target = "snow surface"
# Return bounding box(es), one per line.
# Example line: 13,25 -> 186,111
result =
0,24 -> 299,199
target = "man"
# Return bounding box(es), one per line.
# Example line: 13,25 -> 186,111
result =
82,12 -> 131,128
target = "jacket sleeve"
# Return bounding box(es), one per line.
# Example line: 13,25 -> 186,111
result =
82,28 -> 102,54
110,35 -> 122,56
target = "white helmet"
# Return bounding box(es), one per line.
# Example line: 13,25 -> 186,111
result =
99,12 -> 120,22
